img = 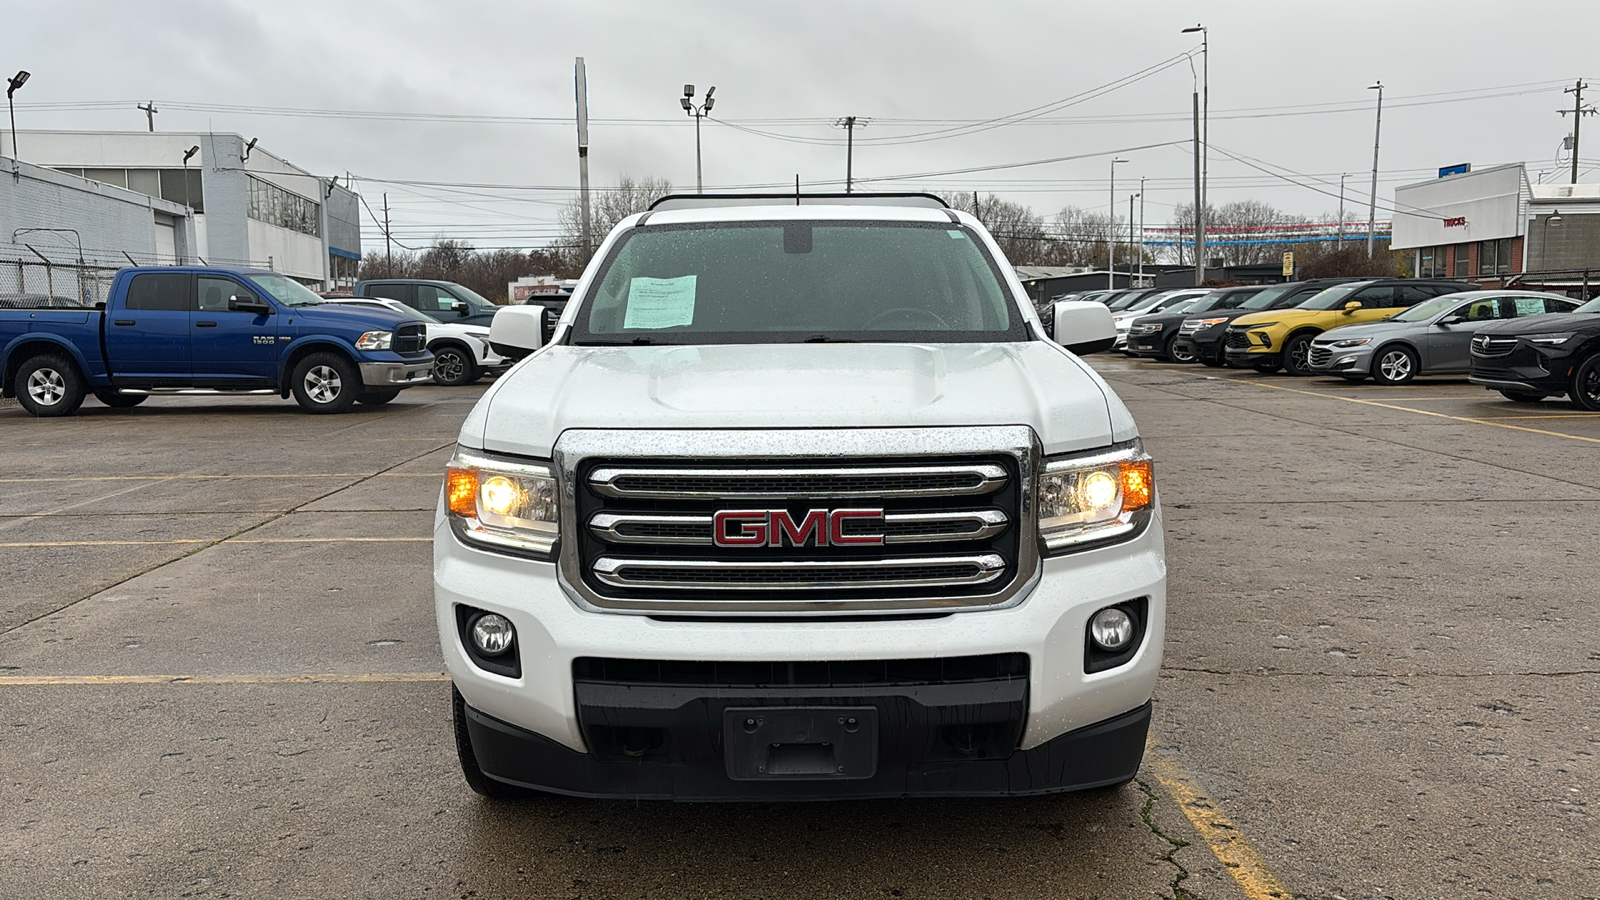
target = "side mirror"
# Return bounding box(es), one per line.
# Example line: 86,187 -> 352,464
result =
229,295 -> 272,314
1051,300 -> 1116,355
451,300 -> 469,314
1342,301 -> 1362,314
1438,314 -> 1466,326
488,305 -> 548,361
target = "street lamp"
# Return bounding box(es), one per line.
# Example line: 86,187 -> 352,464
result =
6,70 -> 30,159
1366,81 -> 1384,259
1128,191 -> 1140,287
681,84 -> 716,193
1109,157 -> 1128,289
1182,24 -> 1207,282
182,145 -> 199,215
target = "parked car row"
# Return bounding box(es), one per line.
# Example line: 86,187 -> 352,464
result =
1085,278 -> 1598,409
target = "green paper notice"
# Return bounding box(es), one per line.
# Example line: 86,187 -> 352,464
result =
624,275 -> 697,329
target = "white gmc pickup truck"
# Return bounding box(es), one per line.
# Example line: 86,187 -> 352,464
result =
436,193 -> 1165,800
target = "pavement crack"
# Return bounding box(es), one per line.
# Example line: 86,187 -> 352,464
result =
1136,776 -> 1192,900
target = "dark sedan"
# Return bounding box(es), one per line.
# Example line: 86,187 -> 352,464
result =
1125,286 -> 1266,361
1468,295 -> 1600,408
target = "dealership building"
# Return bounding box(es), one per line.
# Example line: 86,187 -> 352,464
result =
16,131 -> 361,288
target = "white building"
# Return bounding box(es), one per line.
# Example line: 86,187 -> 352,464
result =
18,131 -> 361,288
1391,163 -> 1530,285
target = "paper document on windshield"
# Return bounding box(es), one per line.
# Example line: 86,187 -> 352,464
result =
624,275 -> 697,329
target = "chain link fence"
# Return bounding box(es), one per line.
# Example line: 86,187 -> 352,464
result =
0,257 -> 121,307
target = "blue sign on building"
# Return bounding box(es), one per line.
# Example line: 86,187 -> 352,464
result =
1438,163 -> 1472,178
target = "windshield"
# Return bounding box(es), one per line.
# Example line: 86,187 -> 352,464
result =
253,274 -> 325,307
1576,297 -> 1600,314
574,221 -> 1024,345
1123,291 -> 1170,313
1162,299 -> 1199,315
1104,292 -> 1141,310
1392,294 -> 1470,322
450,284 -> 497,308
1237,285 -> 1296,310
1297,283 -> 1369,311
1190,293 -> 1246,313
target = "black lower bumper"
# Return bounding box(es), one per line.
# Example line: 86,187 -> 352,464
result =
1226,348 -> 1279,368
463,699 -> 1152,801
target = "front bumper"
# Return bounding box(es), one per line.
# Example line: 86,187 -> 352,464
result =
1309,344 -> 1374,375
1125,332 -> 1167,356
436,508 -> 1166,798
1225,347 -> 1280,368
359,358 -> 435,388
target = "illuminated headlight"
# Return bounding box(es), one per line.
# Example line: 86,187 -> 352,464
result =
445,448 -> 559,557
1528,333 -> 1576,346
355,330 -> 393,350
1037,443 -> 1155,554
1330,338 -> 1371,348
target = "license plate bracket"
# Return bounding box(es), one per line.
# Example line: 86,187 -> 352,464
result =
723,706 -> 878,781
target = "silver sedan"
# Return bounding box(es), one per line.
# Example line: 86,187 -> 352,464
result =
1309,290 -> 1580,384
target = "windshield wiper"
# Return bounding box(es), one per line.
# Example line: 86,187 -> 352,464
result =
803,334 -> 857,343
578,337 -> 661,346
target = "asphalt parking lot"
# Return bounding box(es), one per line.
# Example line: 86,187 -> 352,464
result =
3,365 -> 1597,900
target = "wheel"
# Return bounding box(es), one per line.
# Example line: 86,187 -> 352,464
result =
1371,345 -> 1419,386
93,388 -> 148,408
290,352 -> 361,414
1199,347 -> 1225,368
1166,335 -> 1197,364
453,686 -> 525,800
1571,354 -> 1600,411
356,390 -> 401,406
1252,361 -> 1282,374
1282,333 -> 1318,377
430,345 -> 478,387
1498,389 -> 1547,404
15,354 -> 87,417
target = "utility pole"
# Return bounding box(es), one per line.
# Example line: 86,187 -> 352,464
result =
1192,90 -> 1203,283
575,58 -> 593,258
138,101 -> 157,132
1109,157 -> 1127,289
1182,24 -> 1209,282
1561,80 -> 1594,185
382,193 -> 392,275
1138,176 -> 1146,286
835,116 -> 868,192
1127,192 -> 1138,286
1367,82 -> 1384,259
1337,173 -> 1348,248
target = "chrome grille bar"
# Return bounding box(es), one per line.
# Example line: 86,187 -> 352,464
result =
588,509 -> 1009,546
587,463 -> 1007,500
591,554 -> 1007,591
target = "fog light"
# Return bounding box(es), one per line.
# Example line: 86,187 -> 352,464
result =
1336,356 -> 1357,366
1089,607 -> 1135,651
470,613 -> 515,656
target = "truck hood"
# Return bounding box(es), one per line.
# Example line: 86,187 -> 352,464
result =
291,303 -> 412,332
1473,311 -> 1600,336
468,342 -> 1123,458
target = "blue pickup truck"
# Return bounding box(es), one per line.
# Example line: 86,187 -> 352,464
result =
1,267 -> 434,417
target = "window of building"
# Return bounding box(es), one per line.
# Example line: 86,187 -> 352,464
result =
1452,243 -> 1469,278
46,167 -> 203,212
1478,238 -> 1514,276
159,169 -> 205,213
1417,245 -> 1450,278
247,175 -> 320,238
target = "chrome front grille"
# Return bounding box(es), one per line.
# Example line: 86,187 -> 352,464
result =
554,428 -> 1037,615
1307,344 -> 1334,368
1472,335 -> 1517,357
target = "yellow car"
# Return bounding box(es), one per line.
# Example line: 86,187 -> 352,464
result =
1223,278 -> 1470,375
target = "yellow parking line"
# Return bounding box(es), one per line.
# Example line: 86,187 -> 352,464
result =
0,537 -> 429,548
1175,373 -> 1600,446
1479,413 -> 1600,420
1146,739 -> 1294,900
0,672 -> 449,686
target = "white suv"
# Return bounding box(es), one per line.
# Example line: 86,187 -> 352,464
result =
437,194 -> 1165,800
322,297 -> 509,386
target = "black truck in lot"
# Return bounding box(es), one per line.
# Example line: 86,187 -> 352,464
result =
1169,279 -> 1357,368
1467,295 -> 1600,408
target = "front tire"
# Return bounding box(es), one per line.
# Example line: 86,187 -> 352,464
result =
430,344 -> 478,387
453,686 -> 525,801
1571,354 -> 1600,411
1372,345 -> 1420,386
356,390 -> 400,406
1499,389 -> 1548,404
1283,333 -> 1318,377
16,354 -> 87,417
1166,335 -> 1197,364
93,388 -> 148,408
290,352 -> 361,414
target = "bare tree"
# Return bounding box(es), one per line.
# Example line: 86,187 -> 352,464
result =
939,192 -> 1056,265
559,174 -> 674,267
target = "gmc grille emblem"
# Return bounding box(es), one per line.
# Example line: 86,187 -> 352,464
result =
713,509 -> 884,547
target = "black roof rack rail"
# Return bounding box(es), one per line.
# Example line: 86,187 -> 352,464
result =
648,192 -> 950,211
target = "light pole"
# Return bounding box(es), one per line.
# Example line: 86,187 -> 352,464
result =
1366,81 -> 1384,259
182,145 -> 199,215
1182,25 -> 1207,281
1337,173 -> 1349,248
6,70 -> 29,159
1109,157 -> 1127,289
1128,192 -> 1139,286
680,84 -> 716,193
1138,175 -> 1146,286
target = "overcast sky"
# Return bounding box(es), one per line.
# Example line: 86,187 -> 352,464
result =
6,0 -> 1598,251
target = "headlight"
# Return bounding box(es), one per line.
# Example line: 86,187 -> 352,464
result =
1330,338 -> 1371,348
445,448 -> 559,557
355,330 -> 393,350
1527,333 -> 1575,346
1130,322 -> 1163,334
1243,321 -> 1278,330
1193,317 -> 1230,327
1037,443 -> 1155,555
